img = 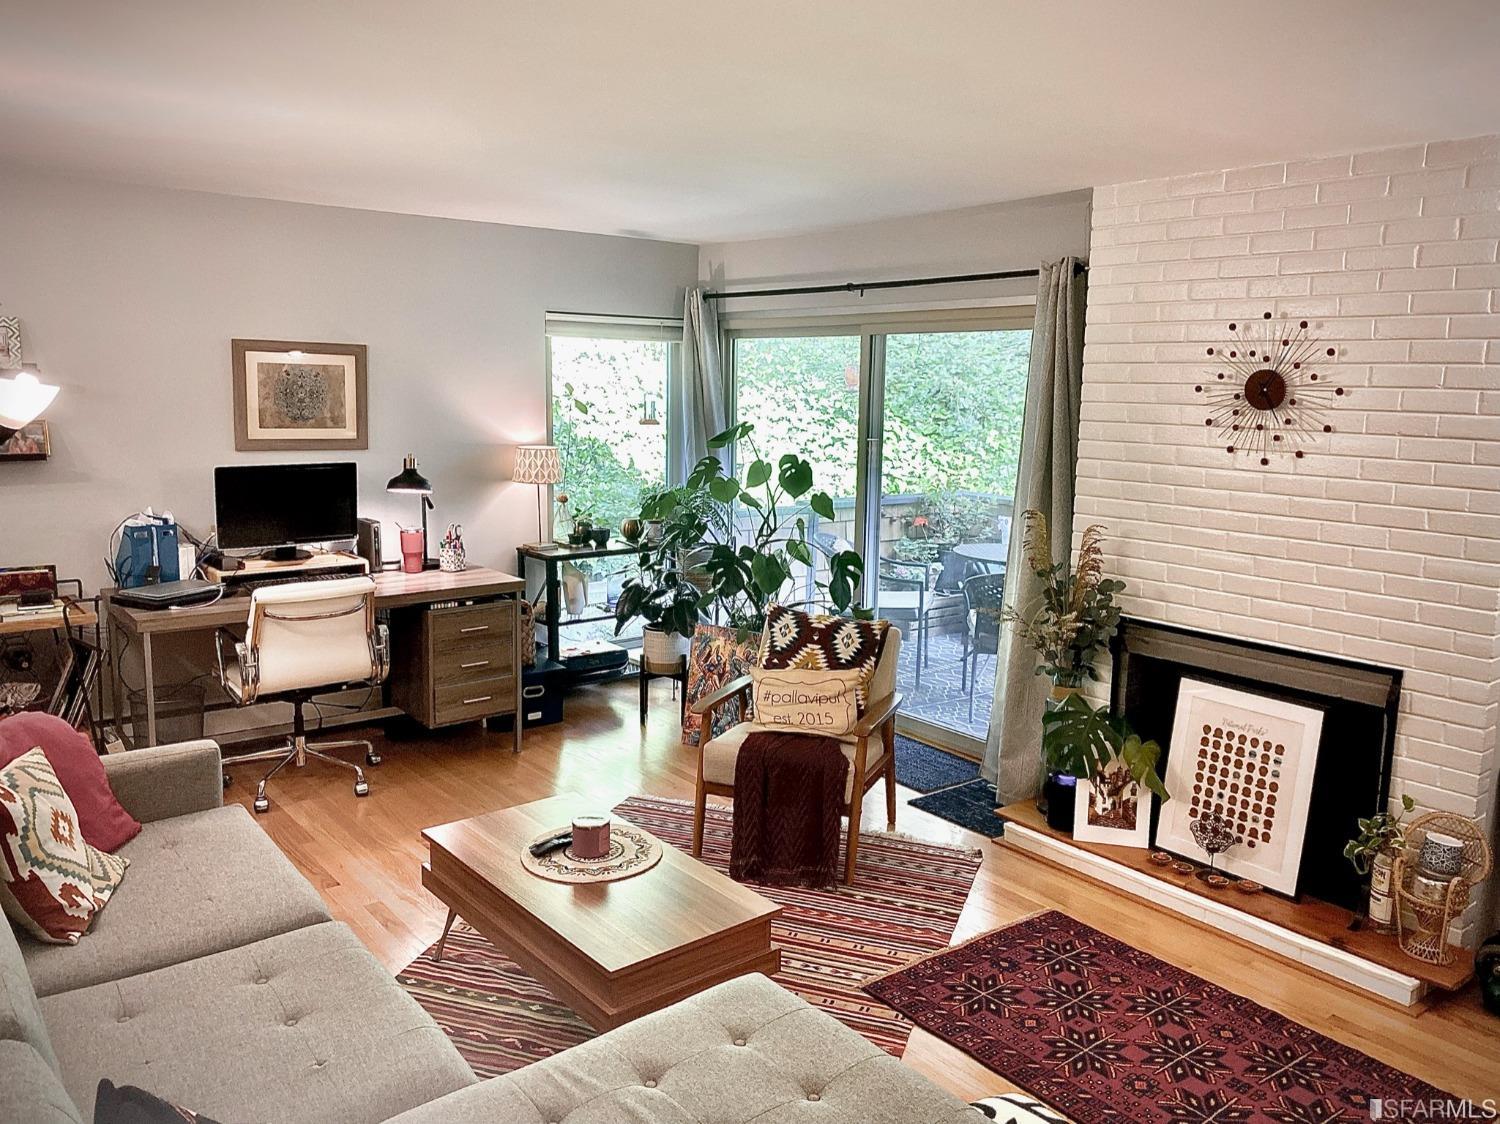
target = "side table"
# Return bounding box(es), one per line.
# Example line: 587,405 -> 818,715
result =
632,650 -> 687,725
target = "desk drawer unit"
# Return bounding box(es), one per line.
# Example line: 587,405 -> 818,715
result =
390,600 -> 517,728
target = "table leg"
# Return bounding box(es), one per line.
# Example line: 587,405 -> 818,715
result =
544,561 -> 562,665
512,594 -> 523,754
639,664 -> 648,725
432,908 -> 458,962
142,632 -> 158,747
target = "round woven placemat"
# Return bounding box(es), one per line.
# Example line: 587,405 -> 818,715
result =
519,823 -> 663,884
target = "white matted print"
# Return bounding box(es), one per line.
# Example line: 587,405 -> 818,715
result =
1073,759 -> 1152,848
1155,678 -> 1324,895
231,339 -> 367,450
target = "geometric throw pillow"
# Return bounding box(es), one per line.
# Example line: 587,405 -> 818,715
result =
0,711 -> 141,852
0,748 -> 128,944
748,667 -> 864,737
969,1092 -> 1070,1123
757,604 -> 889,712
94,1079 -> 224,1123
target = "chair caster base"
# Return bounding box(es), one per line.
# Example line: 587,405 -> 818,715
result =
365,751 -> 381,766
253,795 -> 270,814
354,780 -> 370,797
223,772 -> 232,789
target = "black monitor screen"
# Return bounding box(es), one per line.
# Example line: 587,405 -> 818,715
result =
214,462 -> 358,549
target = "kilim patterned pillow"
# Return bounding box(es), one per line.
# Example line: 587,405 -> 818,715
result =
757,604 -> 889,712
0,747 -> 128,944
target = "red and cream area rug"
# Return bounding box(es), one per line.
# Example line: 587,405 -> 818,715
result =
398,794 -> 981,1076
865,910 -> 1459,1124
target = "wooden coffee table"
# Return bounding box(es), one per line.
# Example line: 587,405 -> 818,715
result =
421,794 -> 782,1030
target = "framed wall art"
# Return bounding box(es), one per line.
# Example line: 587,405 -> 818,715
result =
1155,677 -> 1324,896
1073,758 -> 1152,848
231,339 -> 367,451
0,421 -> 50,461
0,316 -> 22,367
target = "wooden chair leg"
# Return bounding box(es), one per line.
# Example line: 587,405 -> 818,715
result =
691,774 -> 707,857
883,725 -> 898,831
844,781 -> 865,885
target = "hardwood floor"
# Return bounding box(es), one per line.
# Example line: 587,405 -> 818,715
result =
227,677 -> 1500,1106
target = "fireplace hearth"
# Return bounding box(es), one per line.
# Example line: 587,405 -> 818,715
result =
1110,618 -> 1401,912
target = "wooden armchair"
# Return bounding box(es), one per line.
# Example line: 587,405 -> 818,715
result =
689,628 -> 904,884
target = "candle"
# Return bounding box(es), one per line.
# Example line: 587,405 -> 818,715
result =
571,815 -> 611,860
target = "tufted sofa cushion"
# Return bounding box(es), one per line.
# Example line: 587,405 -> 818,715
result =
21,803 -> 331,997
388,972 -> 981,1124
38,920 -> 474,1124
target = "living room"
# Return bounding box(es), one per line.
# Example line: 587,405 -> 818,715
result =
1,5 -> 1497,1123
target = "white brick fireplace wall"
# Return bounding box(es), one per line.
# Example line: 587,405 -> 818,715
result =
1077,136 -> 1500,937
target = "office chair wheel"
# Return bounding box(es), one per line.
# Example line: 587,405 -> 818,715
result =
354,780 -> 370,798
365,750 -> 382,766
223,772 -> 232,789
253,794 -> 270,814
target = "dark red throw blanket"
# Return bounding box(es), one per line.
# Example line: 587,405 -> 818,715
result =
730,730 -> 849,888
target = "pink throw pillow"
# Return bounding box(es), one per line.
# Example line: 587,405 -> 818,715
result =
0,713 -> 140,851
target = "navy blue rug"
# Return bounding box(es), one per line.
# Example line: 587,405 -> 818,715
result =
894,734 -> 981,793
910,778 -> 1006,838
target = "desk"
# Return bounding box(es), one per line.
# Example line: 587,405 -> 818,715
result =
105,567 -> 526,751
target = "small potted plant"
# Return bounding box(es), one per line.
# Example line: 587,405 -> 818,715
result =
568,508 -> 595,547
1344,793 -> 1416,932
614,550 -> 701,668
1040,694 -> 1168,833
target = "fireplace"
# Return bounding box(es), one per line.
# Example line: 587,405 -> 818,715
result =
1109,618 -> 1401,912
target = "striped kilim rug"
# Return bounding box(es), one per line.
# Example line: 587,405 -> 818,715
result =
398,794 -> 982,1077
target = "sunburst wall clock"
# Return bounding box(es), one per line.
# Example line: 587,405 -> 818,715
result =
1196,311 -> 1342,466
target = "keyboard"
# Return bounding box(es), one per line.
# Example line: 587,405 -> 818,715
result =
227,566 -> 368,595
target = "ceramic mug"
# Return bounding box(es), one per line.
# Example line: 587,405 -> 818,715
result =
1418,832 -> 1467,880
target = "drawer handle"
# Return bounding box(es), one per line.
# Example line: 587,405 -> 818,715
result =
459,625 -> 490,634
460,660 -> 490,669
462,695 -> 493,705
522,685 -> 545,698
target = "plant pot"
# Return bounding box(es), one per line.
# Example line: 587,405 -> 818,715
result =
641,624 -> 691,670
589,526 -> 610,548
644,520 -> 664,546
1042,771 -> 1078,833
1366,850 -> 1397,933
621,518 -> 643,544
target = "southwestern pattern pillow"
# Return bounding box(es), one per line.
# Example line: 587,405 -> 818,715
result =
0,747 -> 128,944
757,604 -> 889,711
681,624 -> 760,747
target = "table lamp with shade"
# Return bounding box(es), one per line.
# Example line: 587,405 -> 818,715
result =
512,444 -> 562,545
385,454 -> 435,572
0,366 -> 59,442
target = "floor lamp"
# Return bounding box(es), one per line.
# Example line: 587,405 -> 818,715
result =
513,444 -> 563,545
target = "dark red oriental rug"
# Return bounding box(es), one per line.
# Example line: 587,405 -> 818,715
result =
864,910 -> 1459,1124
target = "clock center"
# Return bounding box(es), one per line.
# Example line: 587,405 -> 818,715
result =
1244,369 -> 1287,411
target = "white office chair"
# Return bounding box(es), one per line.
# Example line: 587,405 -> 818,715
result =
216,576 -> 390,813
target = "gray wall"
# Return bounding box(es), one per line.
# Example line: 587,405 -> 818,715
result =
0,168 -> 698,588
698,191 -> 1092,311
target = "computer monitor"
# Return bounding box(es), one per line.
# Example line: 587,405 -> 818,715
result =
214,462 -> 359,561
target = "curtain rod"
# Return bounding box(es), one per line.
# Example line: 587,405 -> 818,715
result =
700,260 -> 1087,302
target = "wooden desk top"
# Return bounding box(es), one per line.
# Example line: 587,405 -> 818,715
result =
423,794 -> 780,978
106,566 -> 525,635
0,602 -> 99,637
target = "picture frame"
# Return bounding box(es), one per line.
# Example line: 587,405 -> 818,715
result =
1073,759 -> 1152,848
0,420 -> 51,461
1154,677 -> 1325,896
0,316 -> 22,367
231,339 -> 367,451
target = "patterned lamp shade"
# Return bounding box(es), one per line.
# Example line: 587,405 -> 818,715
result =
513,444 -> 563,485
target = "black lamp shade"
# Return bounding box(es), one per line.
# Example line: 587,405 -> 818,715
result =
386,454 -> 432,495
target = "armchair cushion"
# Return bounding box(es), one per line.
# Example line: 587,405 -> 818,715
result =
704,723 -> 863,802
0,712 -> 140,852
758,605 -> 890,712
748,667 -> 863,736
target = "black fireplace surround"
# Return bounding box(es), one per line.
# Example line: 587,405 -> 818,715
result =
1110,618 -> 1401,912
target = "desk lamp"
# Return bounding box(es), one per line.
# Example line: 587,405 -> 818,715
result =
512,444 -> 563,545
385,454 -> 435,571
0,366 -> 59,442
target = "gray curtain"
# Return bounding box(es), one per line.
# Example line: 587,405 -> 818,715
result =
981,257 -> 1088,802
671,286 -> 729,480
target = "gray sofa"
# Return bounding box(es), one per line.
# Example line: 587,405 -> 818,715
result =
3,740 -> 981,1123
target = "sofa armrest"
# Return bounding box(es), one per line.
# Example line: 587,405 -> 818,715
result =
102,740 -> 223,824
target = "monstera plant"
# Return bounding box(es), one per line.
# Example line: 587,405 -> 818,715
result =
615,422 -> 867,637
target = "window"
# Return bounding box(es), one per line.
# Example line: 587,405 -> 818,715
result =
727,310 -> 1033,751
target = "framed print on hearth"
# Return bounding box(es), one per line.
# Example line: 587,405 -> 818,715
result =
1073,758 -> 1152,848
1155,678 -> 1324,896
231,339 -> 367,450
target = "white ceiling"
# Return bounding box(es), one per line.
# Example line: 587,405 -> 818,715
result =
4,1 -> 1499,243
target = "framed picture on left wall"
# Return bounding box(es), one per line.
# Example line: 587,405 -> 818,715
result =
231,339 -> 368,450
0,421 -> 50,461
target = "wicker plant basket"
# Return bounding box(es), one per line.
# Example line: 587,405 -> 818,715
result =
1391,811 -> 1492,965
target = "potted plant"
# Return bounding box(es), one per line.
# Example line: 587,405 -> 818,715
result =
1344,793 -> 1416,932
614,554 -> 701,667
638,423 -> 866,633
1040,694 -> 1168,833
1004,514 -> 1127,816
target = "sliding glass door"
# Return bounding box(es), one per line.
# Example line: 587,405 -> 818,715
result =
728,313 -> 1032,753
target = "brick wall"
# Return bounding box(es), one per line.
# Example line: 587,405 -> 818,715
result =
1077,136 -> 1500,937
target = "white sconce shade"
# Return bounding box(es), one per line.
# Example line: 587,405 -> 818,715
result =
512,444 -> 563,485
0,367 -> 59,430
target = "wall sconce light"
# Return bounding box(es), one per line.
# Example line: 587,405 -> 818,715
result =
0,365 -> 59,442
